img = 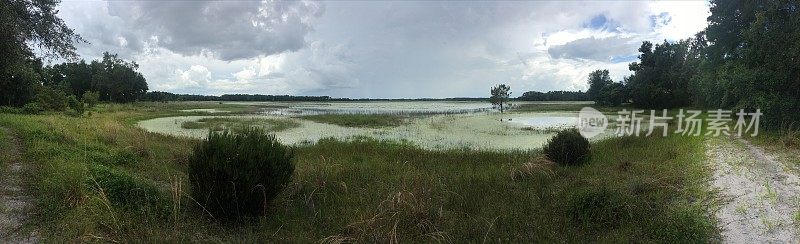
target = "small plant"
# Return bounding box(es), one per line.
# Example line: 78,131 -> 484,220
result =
82,91 -> 100,108
21,103 -> 42,114
188,128 -> 294,220
543,128 -> 590,166
67,95 -> 85,114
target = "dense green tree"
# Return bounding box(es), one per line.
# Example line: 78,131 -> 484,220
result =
518,90 -> 589,101
625,40 -> 697,109
1,0 -> 83,106
489,84 -> 511,113
697,0 -> 800,127
586,69 -> 627,106
586,70 -> 613,103
598,82 -> 626,106
91,53 -> 148,103
44,53 -> 149,103
44,60 -> 94,97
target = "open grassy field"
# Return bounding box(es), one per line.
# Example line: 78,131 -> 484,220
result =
0,102 -> 719,242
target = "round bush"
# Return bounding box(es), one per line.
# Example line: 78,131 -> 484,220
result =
543,128 -> 590,166
189,128 -> 294,220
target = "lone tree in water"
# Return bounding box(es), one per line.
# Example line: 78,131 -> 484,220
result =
490,84 -> 511,113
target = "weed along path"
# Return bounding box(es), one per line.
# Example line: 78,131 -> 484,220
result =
708,136 -> 800,243
0,127 -> 38,243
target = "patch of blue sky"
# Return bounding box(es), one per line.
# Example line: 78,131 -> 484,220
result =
610,54 -> 639,63
584,14 -> 622,32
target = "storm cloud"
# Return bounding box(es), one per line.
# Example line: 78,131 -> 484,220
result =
547,36 -> 641,62
55,1 -> 710,98
105,0 -> 323,61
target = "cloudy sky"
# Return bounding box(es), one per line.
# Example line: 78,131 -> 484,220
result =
56,0 -> 710,98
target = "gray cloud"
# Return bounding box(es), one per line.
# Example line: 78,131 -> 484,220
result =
56,1 -> 709,97
547,36 -> 640,62
106,0 -> 323,61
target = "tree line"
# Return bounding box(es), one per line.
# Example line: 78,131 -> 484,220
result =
586,0 -> 798,128
518,90 -> 589,101
1,0 -> 147,113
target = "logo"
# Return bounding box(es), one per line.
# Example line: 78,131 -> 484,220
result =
577,107 -> 607,138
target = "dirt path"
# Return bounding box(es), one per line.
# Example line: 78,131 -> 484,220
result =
708,136 -> 800,243
0,127 -> 38,243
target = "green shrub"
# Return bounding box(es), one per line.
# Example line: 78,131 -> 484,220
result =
35,86 -> 68,111
21,103 -> 42,114
88,165 -> 171,217
0,106 -> 22,114
188,128 -> 295,220
81,91 -> 100,108
67,95 -> 84,114
543,128 -> 590,166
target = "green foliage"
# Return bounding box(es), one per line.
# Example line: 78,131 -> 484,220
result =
67,95 -> 84,114
598,82 -> 626,106
625,40 -> 698,109
88,164 -> 171,217
489,84 -> 511,112
518,90 -> 589,101
587,70 -> 612,103
44,52 -> 148,103
1,0 -> 83,107
586,69 -> 627,106
543,128 -> 590,166
21,103 -> 42,114
188,128 -> 295,220
35,86 -> 68,111
697,0 -> 800,128
0,106 -> 22,114
81,90 -> 100,108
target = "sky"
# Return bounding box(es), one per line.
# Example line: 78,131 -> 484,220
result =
55,0 -> 710,98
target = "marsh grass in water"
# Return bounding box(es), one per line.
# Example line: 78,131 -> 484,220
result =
181,117 -> 300,133
299,114 -> 406,128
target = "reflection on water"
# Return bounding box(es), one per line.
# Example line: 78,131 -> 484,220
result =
508,116 -> 577,128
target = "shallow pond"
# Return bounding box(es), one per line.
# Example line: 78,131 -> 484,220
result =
138,108 -> 616,150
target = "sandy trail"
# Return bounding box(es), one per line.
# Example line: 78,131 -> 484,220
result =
0,127 -> 38,243
708,136 -> 800,243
